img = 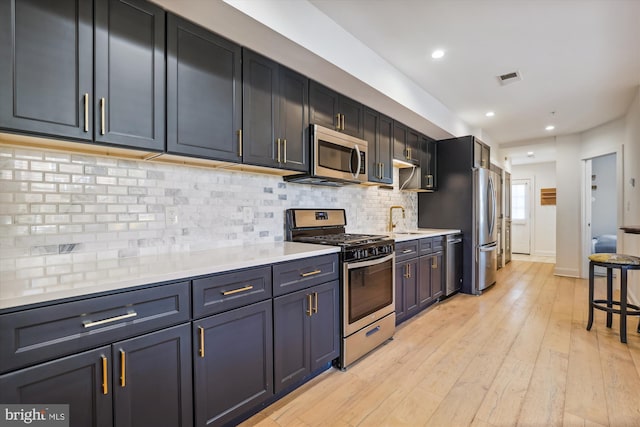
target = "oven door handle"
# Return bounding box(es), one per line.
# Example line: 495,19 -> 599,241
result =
346,253 -> 395,270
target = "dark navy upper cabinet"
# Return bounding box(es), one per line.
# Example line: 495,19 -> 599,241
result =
94,0 -> 165,151
242,49 -> 309,172
166,13 -> 242,162
0,0 -> 94,140
0,0 -> 165,151
393,121 -> 420,165
364,107 -> 393,184
310,81 -> 363,138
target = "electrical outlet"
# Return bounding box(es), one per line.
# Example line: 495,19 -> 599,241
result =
166,207 -> 178,225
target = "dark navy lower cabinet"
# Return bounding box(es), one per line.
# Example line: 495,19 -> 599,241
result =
193,300 -> 274,427
113,324 -> 193,427
273,280 -> 339,393
0,346 -> 113,427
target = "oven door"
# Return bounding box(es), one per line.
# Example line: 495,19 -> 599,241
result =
343,253 -> 395,336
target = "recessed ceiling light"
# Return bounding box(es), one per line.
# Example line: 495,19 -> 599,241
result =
527,151 -> 535,157
545,125 -> 555,131
431,49 -> 445,59
485,111 -> 495,117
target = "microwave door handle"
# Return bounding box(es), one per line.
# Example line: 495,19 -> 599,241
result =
351,144 -> 361,179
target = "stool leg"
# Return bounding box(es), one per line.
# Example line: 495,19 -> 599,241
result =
587,262 -> 595,331
606,267 -> 613,328
620,268 -> 627,343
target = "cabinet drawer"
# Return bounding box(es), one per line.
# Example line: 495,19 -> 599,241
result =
272,254 -> 339,297
0,282 -> 190,374
193,265 -> 272,318
395,240 -> 419,262
432,236 -> 444,253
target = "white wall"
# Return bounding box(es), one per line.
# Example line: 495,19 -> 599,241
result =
555,135 -> 582,277
511,162 -> 557,257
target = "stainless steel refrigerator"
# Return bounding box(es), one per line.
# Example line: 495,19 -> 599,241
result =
417,135 -> 498,295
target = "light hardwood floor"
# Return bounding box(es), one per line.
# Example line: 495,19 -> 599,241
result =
240,260 -> 640,427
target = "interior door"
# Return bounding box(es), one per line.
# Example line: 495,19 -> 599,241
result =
511,179 -> 531,254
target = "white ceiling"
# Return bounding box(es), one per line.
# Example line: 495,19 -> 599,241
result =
308,0 -> 640,145
156,0 -> 640,147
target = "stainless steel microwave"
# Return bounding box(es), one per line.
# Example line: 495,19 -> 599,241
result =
285,124 -> 368,185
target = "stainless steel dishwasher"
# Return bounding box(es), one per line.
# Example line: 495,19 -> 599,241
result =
445,234 -> 463,297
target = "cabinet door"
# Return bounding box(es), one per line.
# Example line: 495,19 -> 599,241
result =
193,301 -> 273,427
363,107 -> 379,182
273,288 -> 310,393
422,136 -> 437,190
278,65 -> 309,172
378,114 -> 394,184
0,346 -> 112,427
309,281 -> 340,370
406,128 -> 420,165
242,49 -> 279,168
0,0 -> 93,140
430,252 -> 444,300
395,261 -> 407,324
418,256 -> 433,308
405,259 -> 419,317
393,121 -> 408,161
113,324 -> 192,427
309,81 -> 339,130
338,95 -> 363,138
94,0 -> 165,151
167,14 -> 242,162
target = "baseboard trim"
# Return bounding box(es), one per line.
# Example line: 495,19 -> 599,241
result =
533,250 -> 556,257
554,267 -> 580,278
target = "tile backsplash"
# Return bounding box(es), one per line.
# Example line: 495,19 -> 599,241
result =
1,144 -> 417,283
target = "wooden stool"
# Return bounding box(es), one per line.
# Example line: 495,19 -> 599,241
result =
586,253 -> 640,343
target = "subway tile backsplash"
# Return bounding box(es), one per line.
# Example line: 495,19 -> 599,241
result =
0,144 -> 417,290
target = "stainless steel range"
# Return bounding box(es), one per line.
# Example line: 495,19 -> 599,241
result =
286,208 -> 395,369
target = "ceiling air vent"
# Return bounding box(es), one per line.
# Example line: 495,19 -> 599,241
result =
497,70 -> 522,86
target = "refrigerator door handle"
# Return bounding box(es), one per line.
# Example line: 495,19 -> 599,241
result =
480,243 -> 498,252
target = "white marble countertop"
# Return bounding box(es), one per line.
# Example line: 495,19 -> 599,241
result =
0,242 -> 340,311
387,228 -> 461,242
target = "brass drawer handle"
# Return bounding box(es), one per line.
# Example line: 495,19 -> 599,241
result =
277,138 -> 281,162
432,257 -> 438,269
238,129 -> 243,156
301,269 -> 321,277
83,312 -> 137,328
83,93 -> 89,132
306,294 -> 313,317
100,97 -> 106,135
101,356 -> 108,395
313,292 -> 318,314
120,350 -> 126,387
198,326 -> 205,358
283,139 -> 287,163
402,249 -> 413,254
221,285 -> 254,296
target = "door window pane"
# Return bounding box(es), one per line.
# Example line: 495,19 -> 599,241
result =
512,183 -> 526,220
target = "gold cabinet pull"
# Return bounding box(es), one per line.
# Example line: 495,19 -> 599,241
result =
221,285 -> 254,296
83,93 -> 89,132
100,97 -> 106,135
198,326 -> 205,358
119,350 -> 126,387
401,249 -> 413,254
427,174 -> 433,188
283,139 -> 287,163
238,129 -> 243,156
432,257 -> 438,269
341,114 -> 345,131
306,294 -> 313,317
276,138 -> 281,162
101,356 -> 108,395
335,114 -> 341,130
301,269 -> 321,277
83,312 -> 137,328
313,292 -> 318,314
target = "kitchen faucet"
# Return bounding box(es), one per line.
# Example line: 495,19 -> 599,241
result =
388,205 -> 405,232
